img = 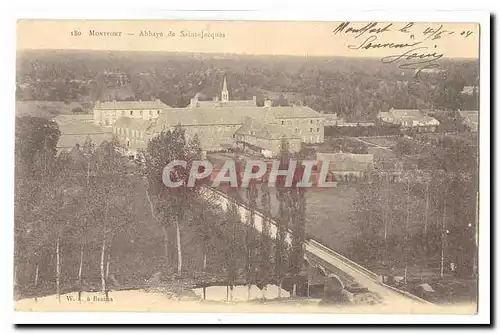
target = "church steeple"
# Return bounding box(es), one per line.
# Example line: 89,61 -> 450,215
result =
221,75 -> 229,102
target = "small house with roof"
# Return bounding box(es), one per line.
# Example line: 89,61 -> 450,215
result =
458,110 -> 479,132
377,108 -> 440,132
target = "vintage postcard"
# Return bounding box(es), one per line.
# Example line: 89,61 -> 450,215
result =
13,16 -> 488,322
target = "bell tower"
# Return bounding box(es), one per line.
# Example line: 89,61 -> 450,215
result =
221,75 -> 229,102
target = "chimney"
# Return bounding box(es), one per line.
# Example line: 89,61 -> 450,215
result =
264,99 -> 272,108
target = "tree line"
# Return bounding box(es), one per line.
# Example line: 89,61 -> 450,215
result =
144,130 -> 309,299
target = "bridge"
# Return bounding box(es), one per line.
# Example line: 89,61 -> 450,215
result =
201,186 -> 432,307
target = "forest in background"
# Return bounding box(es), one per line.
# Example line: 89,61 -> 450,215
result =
16,50 -> 479,121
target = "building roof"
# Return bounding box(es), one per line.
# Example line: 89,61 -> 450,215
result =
54,115 -> 112,149
194,100 -> 257,108
458,110 -> 479,118
95,99 -> 169,110
150,104 -> 323,131
271,106 -> 323,119
387,108 -> 440,125
114,117 -> 153,132
461,86 -> 478,94
464,114 -> 479,124
55,115 -> 107,134
235,117 -> 299,140
390,109 -> 425,119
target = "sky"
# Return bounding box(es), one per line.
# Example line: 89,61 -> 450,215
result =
17,20 -> 480,59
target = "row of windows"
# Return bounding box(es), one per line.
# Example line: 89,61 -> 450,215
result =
281,119 -> 320,126
306,135 -> 322,143
114,127 -> 144,139
119,110 -> 161,117
293,127 -> 321,133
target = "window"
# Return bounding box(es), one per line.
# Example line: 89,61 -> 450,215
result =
310,120 -> 313,124
157,110 -> 160,115
130,110 -> 133,116
140,110 -> 143,116
281,121 -> 285,125
316,119 -> 319,124
310,128 -> 313,132
295,127 -> 299,133
317,128 -> 320,132
121,111 -> 125,116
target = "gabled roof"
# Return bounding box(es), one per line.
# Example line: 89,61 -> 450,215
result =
390,109 -> 424,119
95,99 -> 169,110
154,107 -> 265,128
114,117 -> 153,132
377,111 -> 391,118
270,106 -> 323,119
458,110 -> 479,118
150,104 -> 323,131
194,100 -> 257,108
465,114 -> 479,123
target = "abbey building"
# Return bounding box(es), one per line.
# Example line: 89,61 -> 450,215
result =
93,76 -> 325,157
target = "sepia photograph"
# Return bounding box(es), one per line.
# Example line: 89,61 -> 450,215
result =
11,16 -> 489,323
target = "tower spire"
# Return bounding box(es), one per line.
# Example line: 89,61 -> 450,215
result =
221,75 -> 229,102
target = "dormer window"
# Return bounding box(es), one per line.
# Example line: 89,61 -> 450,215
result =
130,110 -> 133,116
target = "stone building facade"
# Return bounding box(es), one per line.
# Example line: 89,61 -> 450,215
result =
95,76 -> 325,155
93,99 -> 168,127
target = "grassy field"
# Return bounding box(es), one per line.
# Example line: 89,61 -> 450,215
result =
16,100 -> 90,118
221,184 -> 357,254
219,182 -> 447,279
357,137 -> 398,148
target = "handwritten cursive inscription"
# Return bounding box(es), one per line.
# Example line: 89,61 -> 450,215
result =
332,21 -> 474,77
348,35 -> 421,50
381,47 -> 444,76
333,22 -> 393,39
